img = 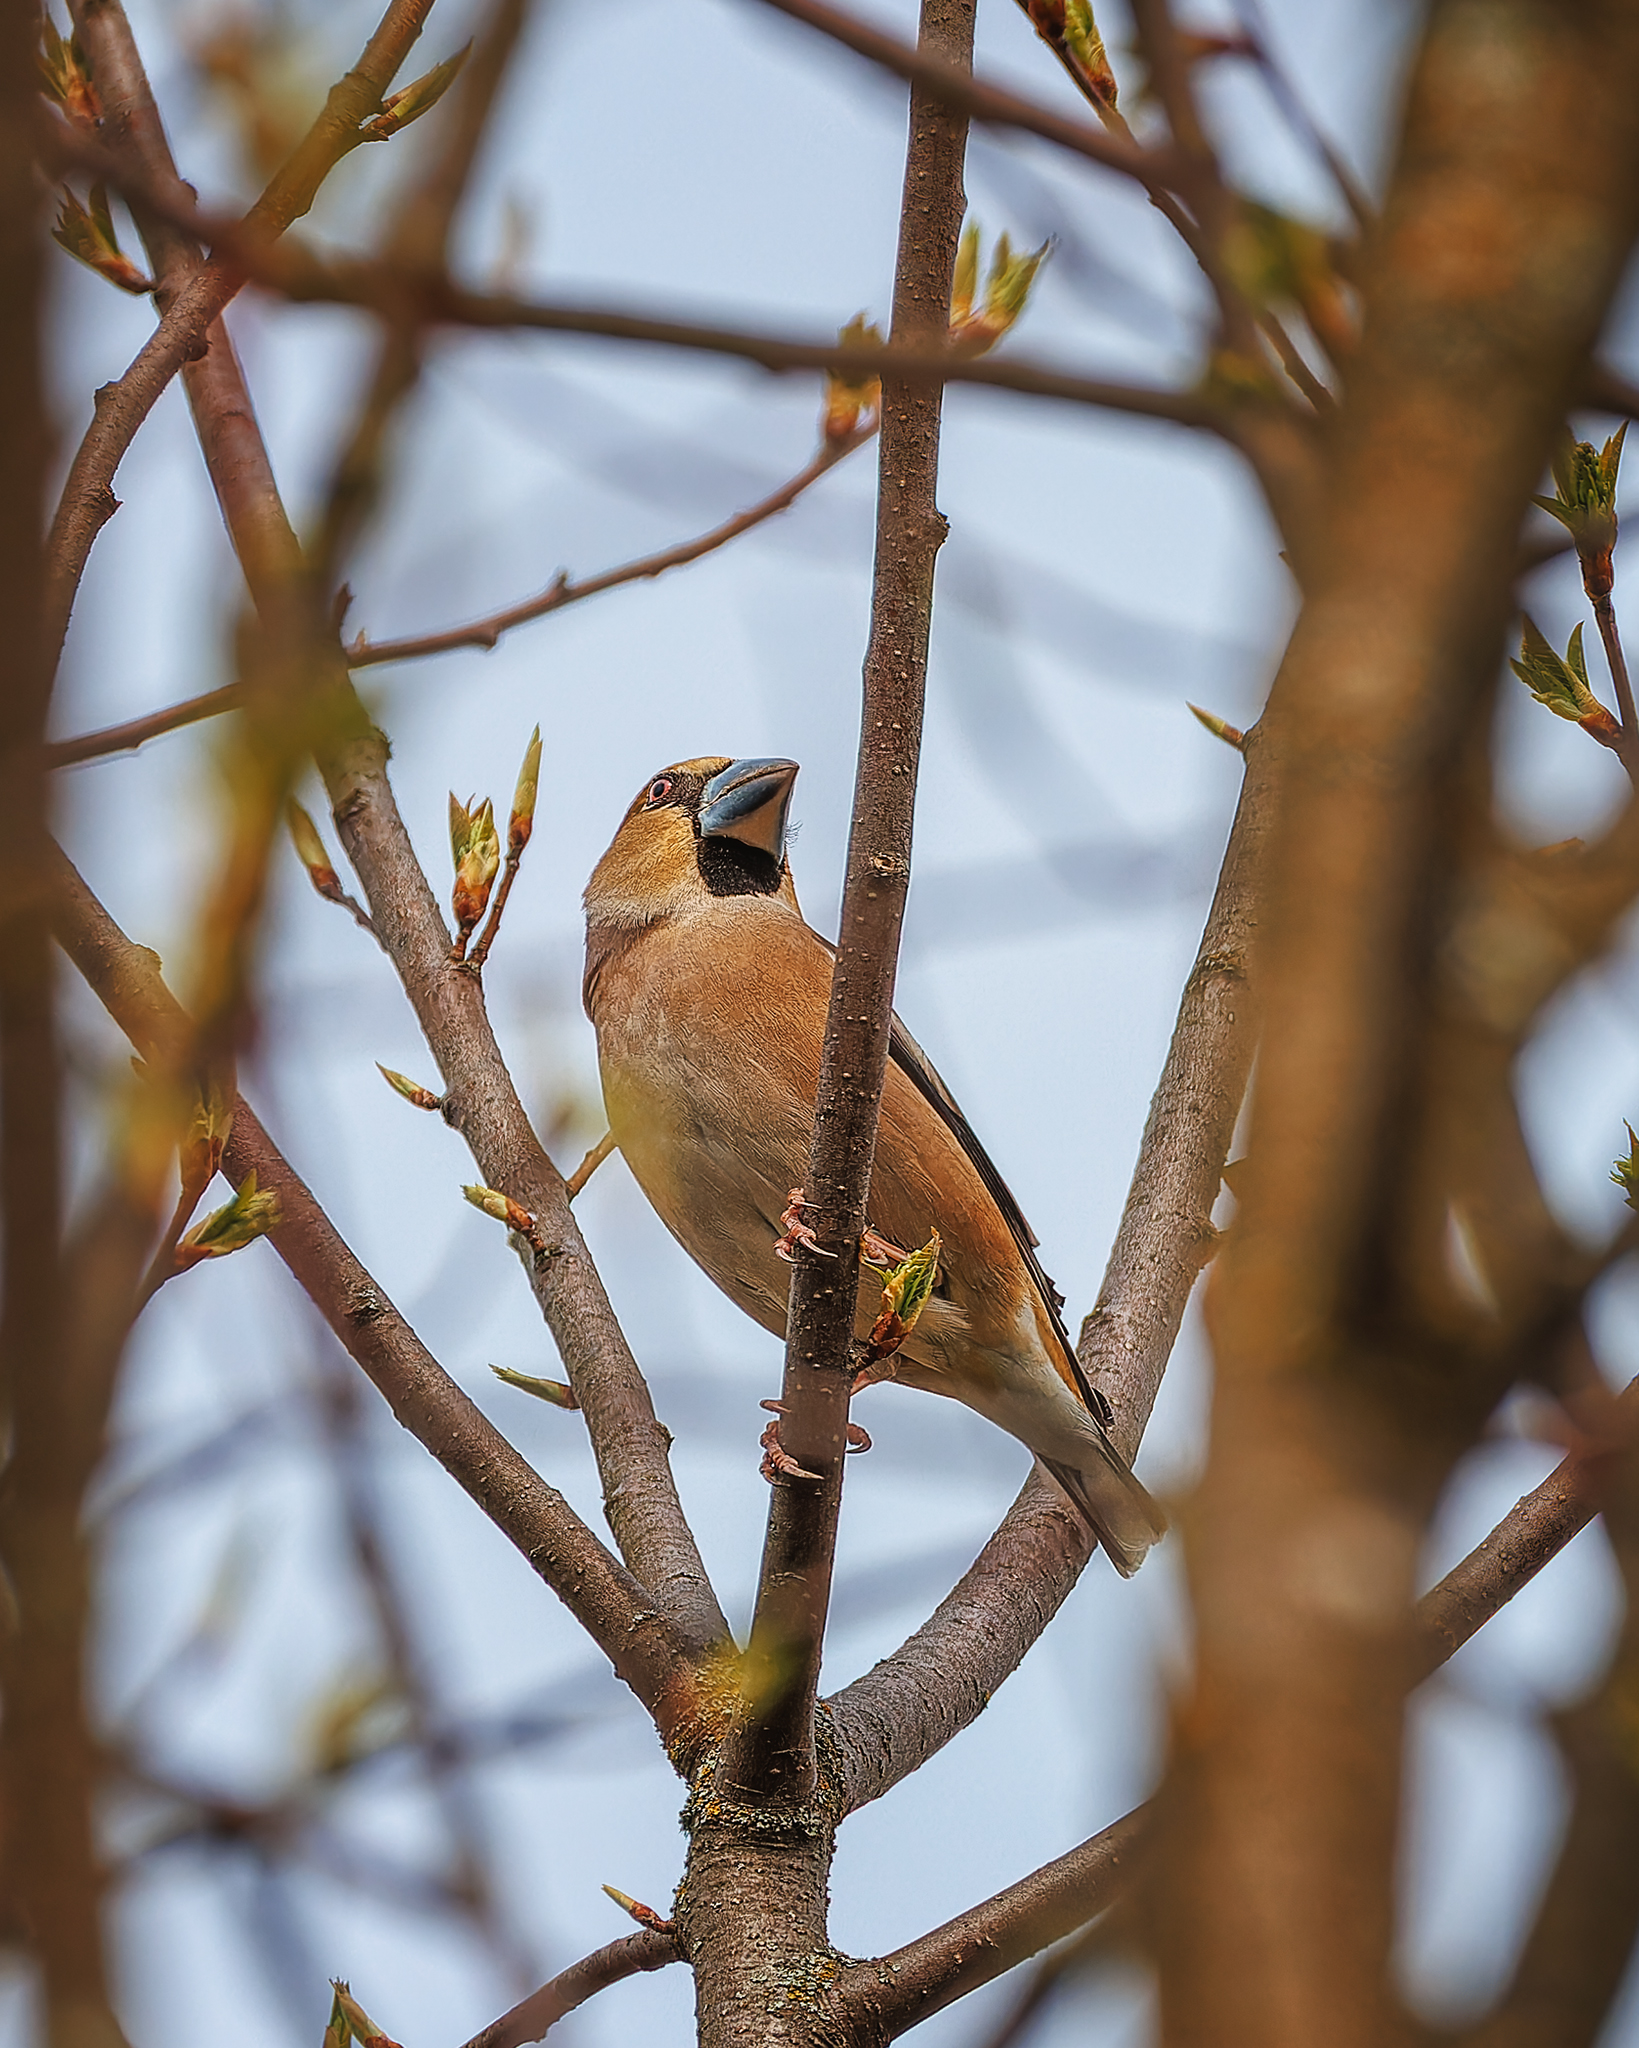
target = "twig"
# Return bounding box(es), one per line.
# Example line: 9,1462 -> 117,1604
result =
829,1808 -> 1146,2040
41,0 -> 441,664
349,427 -> 874,667
719,0 -> 975,1807
44,683 -> 243,769
132,1174 -> 209,1314
1226,0 -> 1375,231
1411,1370 -> 1639,1682
745,0 -> 1162,183
1592,589 -> 1639,785
564,1133 -> 616,1203
43,431 -> 878,767
37,122 -> 1233,434
46,849 -> 705,1743
457,1930 -> 681,2048
70,0 -> 726,1664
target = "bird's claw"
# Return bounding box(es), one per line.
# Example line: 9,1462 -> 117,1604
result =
756,1398 -> 870,1477
758,1400 -> 824,1482
774,1189 -> 836,1263
861,1226 -> 909,1266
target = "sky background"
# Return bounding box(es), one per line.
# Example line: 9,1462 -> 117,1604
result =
25,0 -> 1639,2042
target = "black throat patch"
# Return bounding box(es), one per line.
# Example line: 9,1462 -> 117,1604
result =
696,835 -> 784,897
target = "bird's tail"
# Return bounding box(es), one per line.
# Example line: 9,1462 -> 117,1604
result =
1040,1447 -> 1167,1579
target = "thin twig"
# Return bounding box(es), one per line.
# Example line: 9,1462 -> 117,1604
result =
40,0 -> 441,664
1592,589 -> 1639,785
718,0 -> 975,1807
457,1930 -> 681,2048
44,430 -> 877,767
350,427 -> 874,667
1226,0 -> 1375,230
564,1133 -> 616,1203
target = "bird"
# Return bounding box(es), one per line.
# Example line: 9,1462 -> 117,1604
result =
581,755 -> 1164,1575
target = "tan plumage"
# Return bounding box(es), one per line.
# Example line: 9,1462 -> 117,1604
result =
583,756 -> 1164,1574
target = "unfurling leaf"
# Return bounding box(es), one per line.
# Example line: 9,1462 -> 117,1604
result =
52,185 -> 153,295
176,1171 -> 281,1268
38,17 -> 100,125
1188,702 -> 1247,752
329,1981 -> 405,2048
1614,1124 -> 1639,1210
1535,425 -> 1627,597
823,312 -> 884,445
376,1063 -> 442,1111
490,1363 -> 579,1408
361,41 -> 471,141
1510,617 -> 1623,749
448,792 -> 501,936
949,222 -> 1049,356
509,725 -> 543,856
1020,0 -> 1118,110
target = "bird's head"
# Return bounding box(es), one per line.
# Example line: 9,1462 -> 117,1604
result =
584,756 -> 800,929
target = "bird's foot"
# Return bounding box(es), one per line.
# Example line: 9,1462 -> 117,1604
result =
774,1188 -> 836,1263
758,1399 -> 870,1482
861,1226 -> 909,1267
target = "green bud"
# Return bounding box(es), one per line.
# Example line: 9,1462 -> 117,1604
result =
361,42 -> 471,141
177,1171 -> 281,1267
490,1363 -> 579,1408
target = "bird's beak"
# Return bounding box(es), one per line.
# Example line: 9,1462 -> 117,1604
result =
696,758 -> 798,863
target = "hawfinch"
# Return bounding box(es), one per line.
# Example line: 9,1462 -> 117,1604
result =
583,756 -> 1163,1575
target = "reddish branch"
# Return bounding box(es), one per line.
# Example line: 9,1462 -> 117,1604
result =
456,1930 -> 680,2048
44,431 -> 876,766
719,0 -> 975,1809
348,426 -> 876,667
62,0 -> 728,1666
46,848 -> 705,1741
41,0 -> 440,662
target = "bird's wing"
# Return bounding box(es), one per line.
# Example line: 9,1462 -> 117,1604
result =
885,1012 -> 1115,1431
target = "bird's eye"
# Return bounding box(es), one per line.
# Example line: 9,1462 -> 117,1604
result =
643,777 -> 674,808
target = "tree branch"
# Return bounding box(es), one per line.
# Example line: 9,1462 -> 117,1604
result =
743,0 -> 1163,184
46,848 -> 709,1744
456,1930 -> 681,2048
0,10 -> 123,2035
719,0 -> 974,1807
830,1807 -> 1146,2039
61,0 -> 729,1666
41,0 -> 440,662
825,731 -> 1270,1814
349,425 -> 875,666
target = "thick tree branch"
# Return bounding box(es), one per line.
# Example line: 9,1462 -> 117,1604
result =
46,849 -> 707,1742
826,731 -> 1270,1814
457,1930 -> 681,2048
719,0 -> 974,1807
1166,6 -> 1639,2042
0,8 -> 122,2037
826,1397 -> 1639,2029
63,0 -> 728,1664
